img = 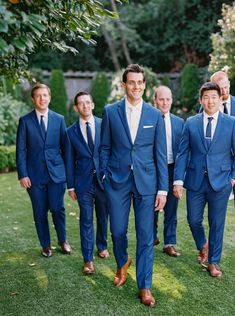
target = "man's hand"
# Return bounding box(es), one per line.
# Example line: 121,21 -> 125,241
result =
173,185 -> 184,199
68,190 -> 77,201
231,179 -> 235,187
20,177 -> 31,188
155,194 -> 167,211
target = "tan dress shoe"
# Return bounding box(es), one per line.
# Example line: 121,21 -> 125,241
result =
59,241 -> 71,254
197,242 -> 208,264
138,289 -> 156,308
114,256 -> 132,287
208,264 -> 222,277
83,262 -> 95,274
97,249 -> 110,258
153,238 -> 160,246
41,247 -> 52,258
163,245 -> 181,257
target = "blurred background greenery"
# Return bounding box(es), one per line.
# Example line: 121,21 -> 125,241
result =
1,0 -> 235,171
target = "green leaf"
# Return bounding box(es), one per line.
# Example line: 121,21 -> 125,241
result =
0,21 -> 8,33
12,38 -> 27,51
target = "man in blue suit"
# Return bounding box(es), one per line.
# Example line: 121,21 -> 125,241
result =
66,92 -> 109,274
100,64 -> 168,307
210,71 -> 235,116
174,82 -> 235,277
153,86 -> 184,257
16,83 -> 71,258
199,71 -> 235,116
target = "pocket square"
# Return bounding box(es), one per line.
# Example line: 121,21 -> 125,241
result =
143,125 -> 153,128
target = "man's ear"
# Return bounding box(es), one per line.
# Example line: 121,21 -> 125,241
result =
74,105 -> 78,113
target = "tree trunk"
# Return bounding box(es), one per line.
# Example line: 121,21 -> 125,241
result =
110,0 -> 132,65
101,26 -> 121,71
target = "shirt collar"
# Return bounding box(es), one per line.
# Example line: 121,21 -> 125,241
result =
35,109 -> 48,119
125,97 -> 143,112
79,115 -> 95,126
203,110 -> 219,121
164,111 -> 170,119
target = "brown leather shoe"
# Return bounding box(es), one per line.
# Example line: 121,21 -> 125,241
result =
208,264 -> 222,278
41,247 -> 52,258
153,238 -> 160,246
97,249 -> 109,258
138,289 -> 157,308
83,262 -> 95,274
114,256 -> 132,287
163,245 -> 181,257
197,242 -> 208,264
59,241 -> 71,254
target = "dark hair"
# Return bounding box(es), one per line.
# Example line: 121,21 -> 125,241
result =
122,64 -> 145,83
31,83 -> 51,97
74,91 -> 93,105
199,82 -> 221,99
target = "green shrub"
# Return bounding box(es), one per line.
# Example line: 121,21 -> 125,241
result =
179,63 -> 201,112
108,67 -> 160,105
0,145 -> 16,171
48,69 -> 68,117
0,95 -> 29,146
91,72 -> 110,118
161,73 -> 170,87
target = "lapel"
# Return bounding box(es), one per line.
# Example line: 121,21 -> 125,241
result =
197,113 -> 207,151
134,102 -> 149,143
170,114 -> 176,153
208,112 -> 223,152
31,110 -> 45,142
230,95 -> 235,116
117,99 -> 132,144
94,116 -> 100,153
73,119 -> 92,155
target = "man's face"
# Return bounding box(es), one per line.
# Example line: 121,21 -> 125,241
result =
122,72 -> 145,105
32,88 -> 51,113
216,78 -> 230,101
155,87 -> 172,114
200,89 -> 221,116
74,94 -> 94,120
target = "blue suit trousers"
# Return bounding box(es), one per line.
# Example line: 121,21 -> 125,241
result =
154,163 -> 178,245
105,172 -> 155,289
186,175 -> 231,264
28,181 -> 66,248
77,175 -> 108,263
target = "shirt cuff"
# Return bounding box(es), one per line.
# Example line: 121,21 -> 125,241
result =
173,180 -> 184,186
157,190 -> 168,196
68,188 -> 75,191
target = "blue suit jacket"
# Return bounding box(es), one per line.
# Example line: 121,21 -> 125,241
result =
199,95 -> 235,116
99,99 -> 168,195
16,109 -> 68,185
174,112 -> 235,192
66,116 -> 103,193
170,114 -> 184,161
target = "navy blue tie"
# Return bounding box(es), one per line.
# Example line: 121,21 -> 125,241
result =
40,115 -> 46,140
86,122 -> 94,153
205,117 -> 213,148
223,102 -> 228,114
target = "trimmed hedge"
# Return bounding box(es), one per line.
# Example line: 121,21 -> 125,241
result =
0,146 -> 16,172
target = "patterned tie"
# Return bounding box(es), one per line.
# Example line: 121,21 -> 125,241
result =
223,102 -> 228,114
205,117 -> 213,149
86,122 -> 94,153
40,115 -> 46,140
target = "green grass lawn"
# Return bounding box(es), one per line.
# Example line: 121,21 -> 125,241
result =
0,172 -> 235,316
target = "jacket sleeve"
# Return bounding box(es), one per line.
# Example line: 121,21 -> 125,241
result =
99,106 -> 111,179
16,117 -> 28,180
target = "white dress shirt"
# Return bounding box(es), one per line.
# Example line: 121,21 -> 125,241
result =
125,98 -> 142,143
79,115 -> 95,143
164,112 -> 174,164
174,110 -> 220,186
219,95 -> 231,115
36,109 -> 48,130
203,110 -> 219,139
